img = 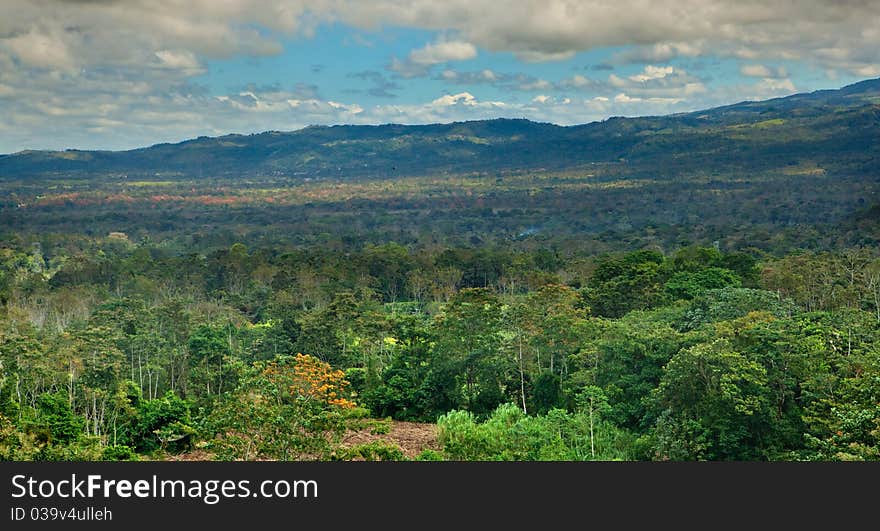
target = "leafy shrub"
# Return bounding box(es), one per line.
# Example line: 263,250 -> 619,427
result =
332,441 -> 406,461
438,403 -> 635,461
414,449 -> 444,461
102,445 -> 139,461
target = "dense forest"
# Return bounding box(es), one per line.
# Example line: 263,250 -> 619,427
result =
1,235 -> 879,461
1,79 -> 880,461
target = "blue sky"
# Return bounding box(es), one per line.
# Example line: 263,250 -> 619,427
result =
1,1 -> 877,153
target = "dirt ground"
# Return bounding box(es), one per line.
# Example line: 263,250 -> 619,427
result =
340,421 -> 439,459
165,420 -> 439,461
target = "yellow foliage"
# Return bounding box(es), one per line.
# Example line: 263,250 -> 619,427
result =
262,353 -> 356,409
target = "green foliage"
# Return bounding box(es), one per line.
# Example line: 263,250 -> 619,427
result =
671,246 -> 724,272
2,186 -> 880,464
531,371 -> 564,415
587,251 -> 671,318
203,354 -> 362,460
343,416 -> 393,435
38,436 -> 104,461
32,392 -> 84,445
431,288 -> 510,417
664,268 -> 741,301
414,449 -> 444,461
0,413 -> 38,461
650,339 -> 771,460
123,391 -> 194,454
187,324 -> 239,400
332,441 -> 406,461
437,403 -> 635,461
796,310 -> 880,461
101,444 -> 139,461
591,314 -> 698,430
680,287 -> 798,330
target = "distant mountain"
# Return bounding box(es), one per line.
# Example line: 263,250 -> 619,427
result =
2,78 -> 879,181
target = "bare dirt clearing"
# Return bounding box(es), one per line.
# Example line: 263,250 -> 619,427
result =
341,421 -> 439,459
165,420 -> 439,461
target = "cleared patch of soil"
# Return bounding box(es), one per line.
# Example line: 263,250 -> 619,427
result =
341,421 -> 439,459
164,420 -> 439,461
164,449 -> 215,461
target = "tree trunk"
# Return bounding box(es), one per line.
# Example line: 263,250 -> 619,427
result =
589,395 -> 595,460
518,333 -> 527,414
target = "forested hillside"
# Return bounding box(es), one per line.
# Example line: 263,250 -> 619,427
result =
2,78 -> 879,181
1,79 -> 880,461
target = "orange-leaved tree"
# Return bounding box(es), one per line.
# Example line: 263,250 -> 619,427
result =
262,353 -> 357,409
206,353 -> 360,460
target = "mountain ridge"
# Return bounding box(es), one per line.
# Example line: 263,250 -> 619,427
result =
2,77 -> 879,180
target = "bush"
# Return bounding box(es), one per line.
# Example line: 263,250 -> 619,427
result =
414,449 -> 444,461
438,403 -> 636,461
126,391 -> 194,454
332,441 -> 406,461
102,445 -> 139,461
33,392 -> 84,445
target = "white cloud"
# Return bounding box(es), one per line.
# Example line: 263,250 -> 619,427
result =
431,92 -> 478,106
681,82 -> 707,96
608,74 -> 627,88
436,69 -> 554,93
328,100 -> 364,114
409,40 -> 477,65
438,66 -> 701,101
516,50 -> 576,63
855,64 -> 880,77
740,64 -> 787,78
3,1 -> 880,78
560,74 -> 598,89
440,69 -> 485,82
390,39 -> 477,77
755,78 -> 796,93
629,65 -> 675,83
518,79 -> 552,91
569,75 -> 591,87
740,64 -> 772,77
608,67 -> 706,99
155,50 -> 203,73
527,94 -> 570,106
614,93 -> 641,103
613,41 -> 704,63
334,1 -> 880,76
5,28 -> 76,70
365,92 -> 515,124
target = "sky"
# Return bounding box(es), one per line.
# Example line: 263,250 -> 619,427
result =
1,1 -> 879,153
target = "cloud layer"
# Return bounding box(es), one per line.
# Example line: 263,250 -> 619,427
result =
1,1 -> 878,151
5,2 -> 879,75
